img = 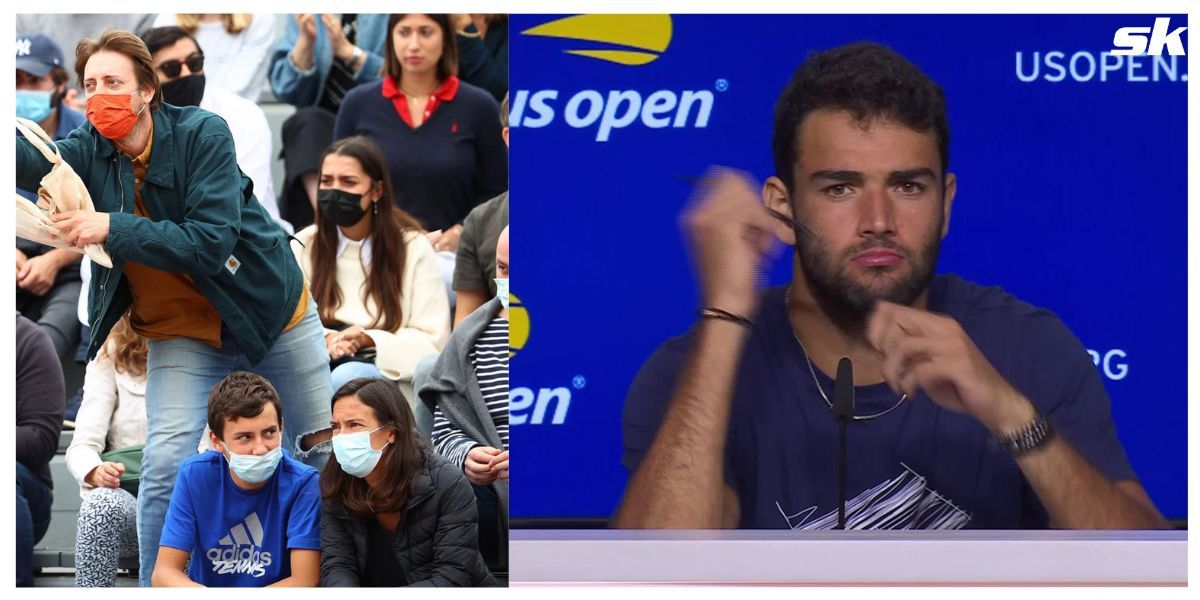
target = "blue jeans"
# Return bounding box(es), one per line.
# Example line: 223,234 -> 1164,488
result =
410,353 -> 438,436
16,461 -> 52,587
136,300 -> 332,586
329,361 -> 383,395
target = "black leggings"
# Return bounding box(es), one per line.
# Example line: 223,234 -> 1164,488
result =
472,483 -> 500,570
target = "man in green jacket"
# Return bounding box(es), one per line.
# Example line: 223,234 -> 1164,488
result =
15,28 -> 333,587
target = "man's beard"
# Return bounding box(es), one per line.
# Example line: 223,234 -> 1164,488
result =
795,219 -> 942,333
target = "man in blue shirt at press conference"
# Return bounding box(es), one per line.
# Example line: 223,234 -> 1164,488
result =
616,42 -> 1168,531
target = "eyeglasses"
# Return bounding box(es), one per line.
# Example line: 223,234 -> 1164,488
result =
158,53 -> 205,79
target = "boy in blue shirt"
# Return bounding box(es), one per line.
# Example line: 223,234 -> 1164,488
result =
152,372 -> 321,587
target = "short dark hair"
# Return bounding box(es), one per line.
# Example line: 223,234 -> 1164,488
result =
772,41 -> 950,192
139,25 -> 201,57
207,372 -> 283,440
383,14 -> 459,84
499,92 -> 508,128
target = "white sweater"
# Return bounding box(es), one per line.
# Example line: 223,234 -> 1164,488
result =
64,354 -> 148,498
292,226 -> 451,381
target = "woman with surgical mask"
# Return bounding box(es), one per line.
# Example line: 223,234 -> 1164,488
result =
319,377 -> 496,587
291,136 -> 450,404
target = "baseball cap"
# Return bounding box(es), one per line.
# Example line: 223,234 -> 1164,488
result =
16,32 -> 64,78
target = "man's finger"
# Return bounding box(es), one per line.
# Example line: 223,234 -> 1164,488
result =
50,211 -> 75,222
882,337 -> 937,397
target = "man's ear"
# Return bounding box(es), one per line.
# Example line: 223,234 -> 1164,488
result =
941,172 -> 957,239
763,176 -> 795,245
209,429 -> 224,454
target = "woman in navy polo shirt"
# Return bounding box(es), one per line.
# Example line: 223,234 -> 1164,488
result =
333,13 -> 507,256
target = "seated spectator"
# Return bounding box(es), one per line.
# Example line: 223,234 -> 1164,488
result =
16,31 -> 87,357
140,25 -> 291,234
16,313 -> 66,587
453,93 -> 509,326
151,372 -> 320,587
15,14 -> 158,110
419,226 -> 510,571
66,314 -> 147,587
270,13 -> 389,230
333,13 -> 508,260
292,135 -> 450,402
320,377 -> 496,587
453,14 -> 508,102
151,14 -> 276,103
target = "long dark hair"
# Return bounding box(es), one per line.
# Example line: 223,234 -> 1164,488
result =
320,378 -> 425,517
310,136 -> 421,331
383,14 -> 459,83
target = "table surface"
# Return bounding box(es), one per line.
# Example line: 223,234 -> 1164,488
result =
510,529 -> 1188,585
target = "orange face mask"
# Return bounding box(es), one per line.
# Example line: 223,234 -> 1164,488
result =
86,93 -> 145,140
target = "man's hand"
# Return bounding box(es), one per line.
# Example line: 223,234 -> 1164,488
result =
15,248 -> 29,280
684,167 -> 779,319
85,461 -> 125,488
464,446 -> 502,485
865,301 -> 1035,434
322,14 -> 356,63
50,210 -> 109,247
488,450 -> 509,480
426,225 -> 463,253
63,88 -> 86,112
16,253 -> 63,296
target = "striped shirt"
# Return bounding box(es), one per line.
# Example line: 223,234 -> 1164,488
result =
317,14 -> 359,114
432,317 -> 509,469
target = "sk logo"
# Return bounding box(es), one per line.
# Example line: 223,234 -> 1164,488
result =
16,38 -> 31,57
522,14 -> 673,66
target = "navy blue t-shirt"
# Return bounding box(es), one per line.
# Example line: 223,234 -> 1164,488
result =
623,275 -> 1136,529
159,450 -> 322,586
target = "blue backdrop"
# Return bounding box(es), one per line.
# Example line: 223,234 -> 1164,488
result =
509,14 -> 1188,521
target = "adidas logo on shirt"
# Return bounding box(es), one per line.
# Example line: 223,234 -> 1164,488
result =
205,512 -> 274,577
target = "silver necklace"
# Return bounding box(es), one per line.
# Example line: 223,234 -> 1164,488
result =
785,286 -> 908,421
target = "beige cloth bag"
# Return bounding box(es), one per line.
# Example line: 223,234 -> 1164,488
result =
15,116 -> 112,268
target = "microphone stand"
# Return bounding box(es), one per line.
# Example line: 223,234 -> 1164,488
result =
833,357 -> 855,530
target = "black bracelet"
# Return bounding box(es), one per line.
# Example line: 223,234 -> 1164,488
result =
995,411 -> 1056,457
699,307 -> 754,328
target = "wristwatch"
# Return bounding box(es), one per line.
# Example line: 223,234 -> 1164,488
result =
995,411 -> 1055,457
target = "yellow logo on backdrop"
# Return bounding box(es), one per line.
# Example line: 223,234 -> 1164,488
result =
521,14 -> 673,66
509,293 -> 530,358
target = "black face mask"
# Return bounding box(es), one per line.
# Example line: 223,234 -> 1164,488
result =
317,188 -> 368,227
160,74 -> 206,107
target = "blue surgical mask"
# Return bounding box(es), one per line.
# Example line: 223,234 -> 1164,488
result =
223,445 -> 283,484
332,426 -> 390,478
16,90 -> 53,123
495,277 -> 509,310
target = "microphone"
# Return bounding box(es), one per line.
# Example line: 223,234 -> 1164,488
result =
833,357 -> 854,530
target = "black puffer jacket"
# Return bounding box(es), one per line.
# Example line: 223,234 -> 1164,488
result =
320,449 -> 497,587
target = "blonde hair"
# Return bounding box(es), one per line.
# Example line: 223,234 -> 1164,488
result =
100,314 -> 149,377
174,14 -> 252,35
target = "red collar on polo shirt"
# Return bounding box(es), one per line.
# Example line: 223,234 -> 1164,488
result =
381,75 -> 461,128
